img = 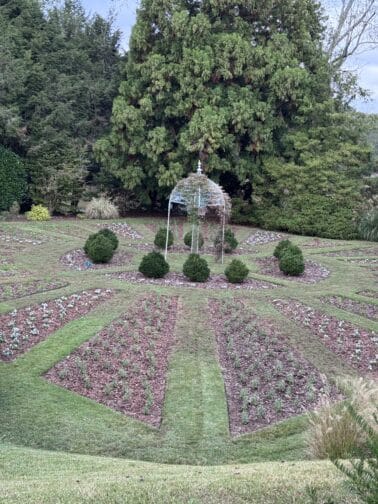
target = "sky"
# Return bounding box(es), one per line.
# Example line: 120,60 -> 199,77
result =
81,0 -> 378,114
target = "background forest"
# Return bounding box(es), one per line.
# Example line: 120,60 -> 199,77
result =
0,0 -> 377,239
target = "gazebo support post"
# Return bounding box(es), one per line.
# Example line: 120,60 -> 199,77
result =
165,198 -> 172,260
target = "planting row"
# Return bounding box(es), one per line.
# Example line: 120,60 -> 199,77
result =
0,279 -> 68,302
272,299 -> 377,376
209,299 -> 334,435
0,289 -> 113,360
321,296 -> 377,321
46,294 -> 177,427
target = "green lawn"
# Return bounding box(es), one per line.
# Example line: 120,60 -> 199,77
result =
0,217 -> 376,502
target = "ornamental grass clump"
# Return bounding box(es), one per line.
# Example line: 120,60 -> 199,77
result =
183,253 -> 210,282
273,239 -> 292,259
85,196 -> 119,219
154,228 -> 173,249
85,234 -> 114,263
26,204 -> 51,221
139,251 -> 169,278
358,209 -> 378,242
225,259 -> 249,283
184,231 -> 204,249
279,244 -> 305,276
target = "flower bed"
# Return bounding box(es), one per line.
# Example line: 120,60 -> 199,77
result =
209,299 -> 335,435
320,247 -> 378,257
45,294 -> 178,427
256,257 -> 330,283
109,271 -> 277,291
272,299 -> 378,376
97,222 -> 142,240
60,249 -> 133,271
358,290 -> 378,300
0,289 -> 114,361
0,229 -> 47,246
0,279 -> 68,302
244,231 -> 284,246
321,296 -> 378,321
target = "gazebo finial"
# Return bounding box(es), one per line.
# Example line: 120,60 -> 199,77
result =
197,159 -> 202,174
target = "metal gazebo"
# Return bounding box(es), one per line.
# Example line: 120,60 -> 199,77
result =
164,161 -> 231,264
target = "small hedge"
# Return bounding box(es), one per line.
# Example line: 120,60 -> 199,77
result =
279,245 -> 305,276
85,234 -> 114,263
214,228 -> 238,253
184,231 -> 204,249
154,228 -> 173,249
139,251 -> 169,278
273,239 -> 292,259
98,228 -> 119,251
225,259 -> 249,283
183,254 -> 210,282
26,205 -> 51,221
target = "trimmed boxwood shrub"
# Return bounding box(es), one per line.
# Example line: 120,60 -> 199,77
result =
0,147 -> 27,212
98,228 -> 119,251
225,259 -> 249,283
214,228 -> 238,253
26,204 -> 51,221
84,233 -> 98,255
273,239 -> 292,259
279,246 -> 305,276
139,251 -> 169,278
183,254 -> 210,282
86,234 -> 114,263
184,231 -> 204,249
154,228 -> 173,249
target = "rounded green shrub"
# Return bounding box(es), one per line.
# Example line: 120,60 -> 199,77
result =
86,234 -> 114,263
225,259 -> 249,283
273,239 -> 292,259
26,204 -> 51,221
184,231 -> 204,249
154,228 -> 173,249
84,233 -> 98,255
139,251 -> 169,278
98,228 -> 119,251
183,254 -> 210,282
279,249 -> 305,276
0,147 -> 27,212
214,228 -> 238,253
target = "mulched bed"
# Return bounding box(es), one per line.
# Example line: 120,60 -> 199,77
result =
321,296 -> 378,322
0,279 -> 69,302
302,239 -> 352,249
109,271 -> 277,291
272,299 -> 378,377
320,247 -> 378,257
256,257 -> 330,284
244,230 -> 284,246
358,290 -> 378,300
0,289 -> 114,361
97,222 -> 142,240
340,258 -> 378,268
45,294 -> 178,427
209,298 -> 337,435
60,249 -> 133,271
0,229 -> 47,246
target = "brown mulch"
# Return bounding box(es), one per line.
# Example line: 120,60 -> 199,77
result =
45,294 -> 178,427
209,298 -> 337,435
321,296 -> 378,322
256,257 -> 330,284
60,249 -> 133,271
96,222 -> 143,240
358,290 -> 378,300
0,279 -> 69,302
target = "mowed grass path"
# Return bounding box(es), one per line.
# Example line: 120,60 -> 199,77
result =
0,218 -> 376,486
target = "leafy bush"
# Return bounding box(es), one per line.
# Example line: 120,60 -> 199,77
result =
184,231 -> 204,249
85,234 -> 114,263
85,197 -> 119,219
154,228 -> 173,249
273,239 -> 292,259
225,259 -> 249,283
214,228 -> 238,253
26,204 -> 51,221
279,245 -> 304,276
98,228 -> 119,251
84,233 -> 98,255
139,251 -> 169,278
0,147 -> 27,212
358,210 -> 378,242
183,254 -> 210,282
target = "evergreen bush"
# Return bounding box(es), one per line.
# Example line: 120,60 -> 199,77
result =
139,251 -> 169,278
85,234 -> 114,263
154,228 -> 173,249
183,254 -> 210,282
225,259 -> 249,283
84,234 -> 98,255
279,245 -> 305,276
0,147 -> 27,212
98,228 -> 119,251
184,231 -> 204,249
273,239 -> 292,259
214,229 -> 238,254
26,205 -> 51,221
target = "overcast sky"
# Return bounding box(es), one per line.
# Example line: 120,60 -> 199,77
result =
81,0 -> 378,114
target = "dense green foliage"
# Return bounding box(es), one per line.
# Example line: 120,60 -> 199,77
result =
139,251 -> 169,278
214,229 -> 238,254
224,259 -> 249,283
0,147 -> 26,211
273,240 -> 292,259
0,0 -> 121,213
279,245 -> 305,276
85,234 -> 114,263
25,204 -> 51,221
183,254 -> 210,282
184,231 -> 204,249
84,234 -> 97,255
98,229 -> 119,251
154,228 -> 173,249
358,210 -> 378,242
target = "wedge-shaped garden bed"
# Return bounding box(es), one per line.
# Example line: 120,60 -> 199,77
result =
209,299 -> 334,435
321,296 -> 377,321
0,289 -> 113,361
96,222 -> 142,240
0,279 -> 68,302
256,257 -> 330,283
46,294 -> 178,427
60,249 -> 132,271
272,299 -> 378,376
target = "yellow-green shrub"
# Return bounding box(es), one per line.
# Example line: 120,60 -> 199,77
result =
26,205 -> 51,221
